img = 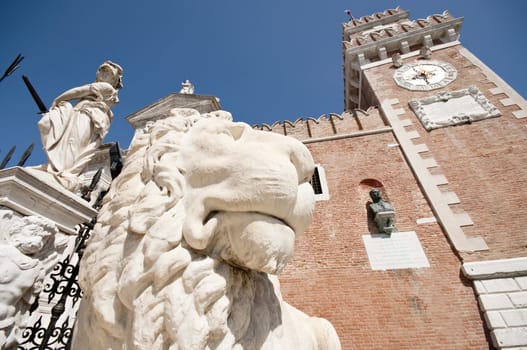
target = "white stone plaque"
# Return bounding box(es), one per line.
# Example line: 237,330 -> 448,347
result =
408,86 -> 500,130
362,231 -> 430,270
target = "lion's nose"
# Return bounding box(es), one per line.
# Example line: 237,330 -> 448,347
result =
287,138 -> 315,184
239,122 -> 315,184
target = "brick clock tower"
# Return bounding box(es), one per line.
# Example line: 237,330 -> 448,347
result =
262,7 -> 527,350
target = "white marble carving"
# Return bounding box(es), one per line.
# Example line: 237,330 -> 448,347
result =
409,86 -> 501,130
419,46 -> 432,59
74,108 -> 341,349
391,52 -> 403,68
38,61 -> 123,192
0,209 -> 59,348
179,79 -> 195,94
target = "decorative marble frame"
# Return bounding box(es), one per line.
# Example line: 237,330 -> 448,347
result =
393,60 -> 457,91
408,86 -> 501,130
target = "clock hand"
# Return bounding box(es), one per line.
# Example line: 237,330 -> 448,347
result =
423,74 -> 429,84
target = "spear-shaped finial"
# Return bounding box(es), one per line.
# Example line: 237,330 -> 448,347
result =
0,145 -> 16,169
16,143 -> 34,167
22,75 -> 48,113
0,54 -> 24,83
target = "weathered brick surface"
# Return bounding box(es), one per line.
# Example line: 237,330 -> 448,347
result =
279,130 -> 489,349
273,37 -> 526,350
363,45 -> 527,263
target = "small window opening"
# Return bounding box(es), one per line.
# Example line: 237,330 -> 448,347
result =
310,167 -> 323,195
309,164 -> 329,201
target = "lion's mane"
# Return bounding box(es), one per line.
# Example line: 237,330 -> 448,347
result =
78,110 -> 264,349
77,109 -> 340,350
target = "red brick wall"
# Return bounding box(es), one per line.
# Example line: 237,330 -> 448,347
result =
279,131 -> 490,349
363,45 -> 527,263
267,42 -> 527,349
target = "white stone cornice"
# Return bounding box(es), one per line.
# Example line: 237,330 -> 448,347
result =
344,18 -> 463,63
125,93 -> 221,130
463,257 -> 527,280
0,167 -> 96,234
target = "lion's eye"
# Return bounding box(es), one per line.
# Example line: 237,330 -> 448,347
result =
219,125 -> 244,141
228,124 -> 245,140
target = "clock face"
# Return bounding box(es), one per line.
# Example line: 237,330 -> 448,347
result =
394,60 -> 457,91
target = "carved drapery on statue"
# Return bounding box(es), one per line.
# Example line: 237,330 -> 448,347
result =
38,61 -> 123,192
74,108 -> 341,349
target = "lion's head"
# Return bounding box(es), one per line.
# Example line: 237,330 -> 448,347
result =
75,108 -> 339,349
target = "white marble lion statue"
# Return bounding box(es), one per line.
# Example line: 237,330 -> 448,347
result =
73,108 -> 341,350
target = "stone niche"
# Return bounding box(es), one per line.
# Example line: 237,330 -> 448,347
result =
409,86 -> 501,130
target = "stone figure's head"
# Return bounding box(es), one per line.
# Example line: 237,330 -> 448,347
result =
117,108 -> 315,274
96,60 -> 123,89
10,216 -> 57,255
84,106 -> 317,285
177,109 -> 314,273
369,188 -> 382,203
77,108 -> 317,348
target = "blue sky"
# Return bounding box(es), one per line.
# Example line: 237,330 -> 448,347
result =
1,1 -> 526,166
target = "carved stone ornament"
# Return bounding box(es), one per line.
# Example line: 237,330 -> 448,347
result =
393,60 -> 457,91
409,86 -> 501,130
179,79 -> 195,94
0,208 -> 60,349
419,46 -> 432,59
73,108 -> 341,349
391,52 -> 403,68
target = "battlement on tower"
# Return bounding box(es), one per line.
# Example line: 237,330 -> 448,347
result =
342,7 -> 463,110
252,106 -> 389,142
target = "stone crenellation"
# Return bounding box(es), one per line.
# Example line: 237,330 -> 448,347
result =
252,106 -> 388,142
343,8 -> 463,110
343,9 -> 455,47
343,7 -> 406,31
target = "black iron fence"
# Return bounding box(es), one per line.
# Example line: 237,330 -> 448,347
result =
18,221 -> 93,350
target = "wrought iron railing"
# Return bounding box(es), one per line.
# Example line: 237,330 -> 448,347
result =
17,221 -> 93,350
16,142 -> 121,349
